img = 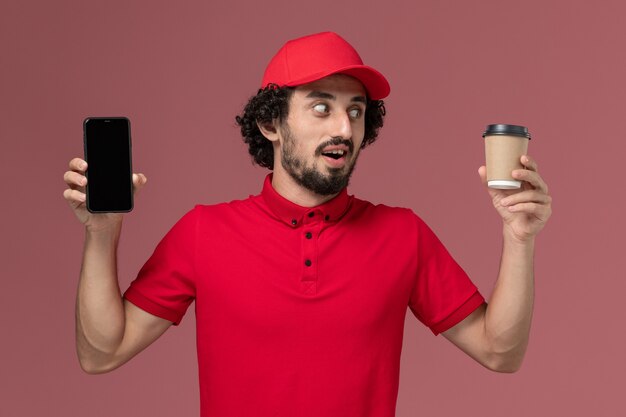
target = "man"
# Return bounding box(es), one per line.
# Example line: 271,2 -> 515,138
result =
63,32 -> 552,417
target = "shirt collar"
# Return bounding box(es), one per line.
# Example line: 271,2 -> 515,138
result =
260,174 -> 352,228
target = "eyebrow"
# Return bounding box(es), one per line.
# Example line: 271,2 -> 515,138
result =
305,91 -> 367,104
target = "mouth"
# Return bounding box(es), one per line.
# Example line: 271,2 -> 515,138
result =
319,145 -> 350,168
321,149 -> 347,160
316,139 -> 353,168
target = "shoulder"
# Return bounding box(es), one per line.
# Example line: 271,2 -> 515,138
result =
191,194 -> 259,216
185,194 -> 265,230
350,196 -> 418,220
349,197 -> 444,242
154,195 -> 261,245
349,197 -> 424,230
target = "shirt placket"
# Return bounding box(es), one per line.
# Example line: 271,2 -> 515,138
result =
300,209 -> 323,295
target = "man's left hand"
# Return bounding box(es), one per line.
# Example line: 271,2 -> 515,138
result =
478,155 -> 552,243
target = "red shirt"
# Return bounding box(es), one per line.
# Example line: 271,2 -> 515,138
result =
124,174 -> 485,417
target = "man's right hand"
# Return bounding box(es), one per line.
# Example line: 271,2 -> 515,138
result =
62,157 -> 147,232
65,157 -> 172,374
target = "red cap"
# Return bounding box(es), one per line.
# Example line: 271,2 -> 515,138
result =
261,32 -> 390,100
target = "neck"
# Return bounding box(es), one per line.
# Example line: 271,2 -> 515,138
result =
271,166 -> 339,208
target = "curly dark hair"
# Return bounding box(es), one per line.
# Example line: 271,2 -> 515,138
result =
235,84 -> 386,169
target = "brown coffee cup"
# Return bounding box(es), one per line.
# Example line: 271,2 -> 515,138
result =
483,124 -> 531,189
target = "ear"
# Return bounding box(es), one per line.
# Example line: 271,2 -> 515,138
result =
257,119 -> 280,143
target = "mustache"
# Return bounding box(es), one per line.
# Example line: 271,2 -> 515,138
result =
314,137 -> 354,156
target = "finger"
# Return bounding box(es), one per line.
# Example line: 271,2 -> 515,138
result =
63,170 -> 87,189
63,188 -> 86,205
500,190 -> 552,207
133,173 -> 147,187
512,169 -> 548,194
132,173 -> 147,195
521,155 -> 538,172
478,166 -> 499,196
69,158 -> 88,173
478,166 -> 487,184
506,202 -> 552,219
478,165 -> 511,200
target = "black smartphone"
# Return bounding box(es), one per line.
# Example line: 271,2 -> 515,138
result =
83,117 -> 133,213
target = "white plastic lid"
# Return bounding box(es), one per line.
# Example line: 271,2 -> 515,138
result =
488,180 -> 521,189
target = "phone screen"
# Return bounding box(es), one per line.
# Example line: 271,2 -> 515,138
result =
83,117 -> 133,213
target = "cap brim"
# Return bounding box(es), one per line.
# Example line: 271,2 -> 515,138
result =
284,65 -> 390,100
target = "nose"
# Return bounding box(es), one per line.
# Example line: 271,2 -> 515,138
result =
329,111 -> 352,140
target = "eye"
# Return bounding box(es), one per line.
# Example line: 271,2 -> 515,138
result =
348,108 -> 363,119
313,103 -> 329,114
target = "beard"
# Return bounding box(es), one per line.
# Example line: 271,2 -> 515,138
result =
280,124 -> 359,196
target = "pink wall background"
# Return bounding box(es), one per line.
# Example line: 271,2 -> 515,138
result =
2,0 -> 624,415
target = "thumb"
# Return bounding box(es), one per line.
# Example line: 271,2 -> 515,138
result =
478,166 -> 487,185
132,173 -> 148,196
478,166 -> 501,199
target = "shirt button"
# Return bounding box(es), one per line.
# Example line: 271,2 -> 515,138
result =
291,219 -> 297,226
308,212 -> 315,218
304,259 -> 312,267
305,232 -> 312,239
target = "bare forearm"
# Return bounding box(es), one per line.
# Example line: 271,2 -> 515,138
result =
75,223 -> 126,370
484,228 -> 535,370
449,156 -> 549,372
